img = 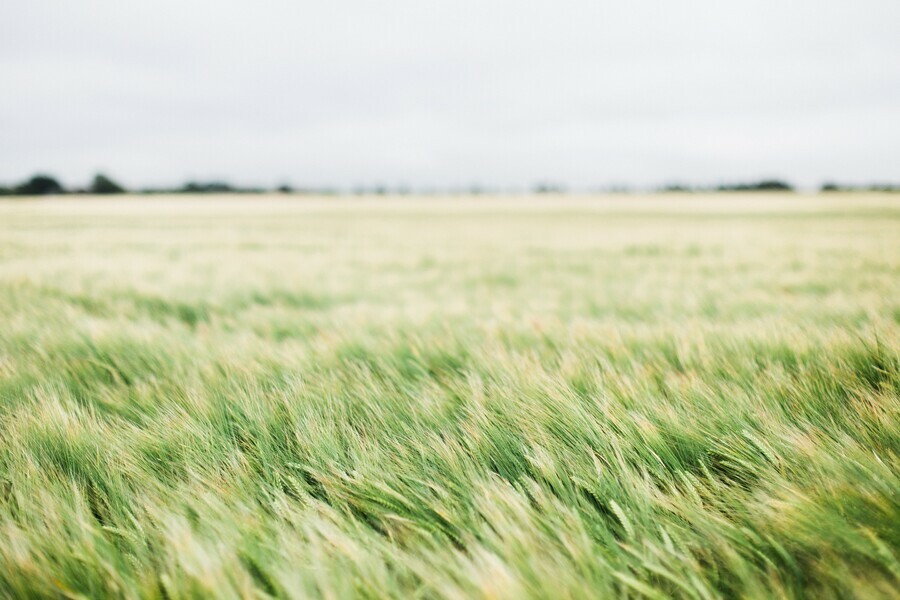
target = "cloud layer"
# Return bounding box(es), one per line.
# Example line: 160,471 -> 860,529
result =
2,0 -> 899,189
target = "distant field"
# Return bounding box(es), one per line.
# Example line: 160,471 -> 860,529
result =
0,193 -> 898,598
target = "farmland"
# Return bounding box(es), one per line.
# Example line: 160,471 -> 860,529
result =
0,194 -> 898,598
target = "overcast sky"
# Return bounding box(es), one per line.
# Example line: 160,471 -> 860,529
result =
2,1 -> 899,190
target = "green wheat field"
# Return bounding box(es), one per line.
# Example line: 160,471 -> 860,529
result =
0,194 -> 898,599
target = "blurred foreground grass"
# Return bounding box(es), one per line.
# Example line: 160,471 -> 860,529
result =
0,194 -> 898,598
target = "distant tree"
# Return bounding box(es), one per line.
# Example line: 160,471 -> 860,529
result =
181,181 -> 234,193
717,180 -> 794,192
276,184 -> 293,194
0,186 -> 11,196
754,179 -> 793,191
821,182 -> 841,192
14,174 -> 65,195
89,173 -> 126,194
533,182 -> 566,194
868,183 -> 900,192
660,183 -> 691,192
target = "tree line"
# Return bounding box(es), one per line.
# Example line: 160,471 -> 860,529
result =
0,173 -> 291,196
1,173 -> 898,196
658,181 -> 899,193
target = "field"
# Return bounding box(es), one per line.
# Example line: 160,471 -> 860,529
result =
0,193 -> 898,599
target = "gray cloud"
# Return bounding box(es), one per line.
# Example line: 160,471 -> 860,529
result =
2,0 -> 899,189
